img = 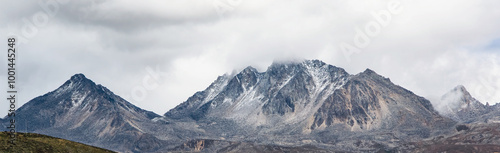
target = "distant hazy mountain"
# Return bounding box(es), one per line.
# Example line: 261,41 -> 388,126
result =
439,85 -> 500,123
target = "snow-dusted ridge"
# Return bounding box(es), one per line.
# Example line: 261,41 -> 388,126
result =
167,60 -> 347,127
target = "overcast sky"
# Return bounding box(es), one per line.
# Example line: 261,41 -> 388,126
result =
1,0 -> 500,116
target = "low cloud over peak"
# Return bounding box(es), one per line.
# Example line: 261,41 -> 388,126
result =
1,0 -> 499,115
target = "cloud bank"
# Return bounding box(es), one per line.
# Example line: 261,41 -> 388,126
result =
1,0 -> 500,115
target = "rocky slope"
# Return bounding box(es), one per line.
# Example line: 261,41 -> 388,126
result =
310,68 -> 448,132
409,123 -> 500,152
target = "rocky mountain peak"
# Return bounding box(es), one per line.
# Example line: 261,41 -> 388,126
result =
241,66 -> 258,74
69,73 -> 88,81
11,73 -> 160,131
55,73 -> 98,94
52,74 -> 119,101
303,59 -> 326,67
454,85 -> 467,91
267,61 -> 301,74
267,60 -> 325,72
362,68 -> 376,74
442,85 -> 479,106
5,73 -> 162,152
450,85 -> 468,94
236,66 -> 260,82
439,85 -> 487,122
358,68 -> 385,79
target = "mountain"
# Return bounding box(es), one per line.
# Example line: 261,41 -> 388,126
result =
1,74 -> 166,152
165,60 -> 456,151
0,132 -> 116,153
438,85 -> 498,123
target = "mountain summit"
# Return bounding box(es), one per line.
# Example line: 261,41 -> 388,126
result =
439,85 -> 499,123
5,74 -> 162,152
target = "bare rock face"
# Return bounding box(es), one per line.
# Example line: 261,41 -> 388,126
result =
311,69 -> 445,133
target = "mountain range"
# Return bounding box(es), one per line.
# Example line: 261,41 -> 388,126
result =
2,60 -> 499,152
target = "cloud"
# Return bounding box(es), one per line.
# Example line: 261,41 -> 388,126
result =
1,0 -> 500,116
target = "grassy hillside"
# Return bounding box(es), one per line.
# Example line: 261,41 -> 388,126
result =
0,132 -> 115,153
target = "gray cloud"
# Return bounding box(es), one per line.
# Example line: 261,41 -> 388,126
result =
1,0 -> 500,116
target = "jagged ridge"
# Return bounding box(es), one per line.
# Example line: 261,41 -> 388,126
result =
165,60 -> 454,141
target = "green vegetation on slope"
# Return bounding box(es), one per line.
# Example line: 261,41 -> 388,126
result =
0,132 -> 115,153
